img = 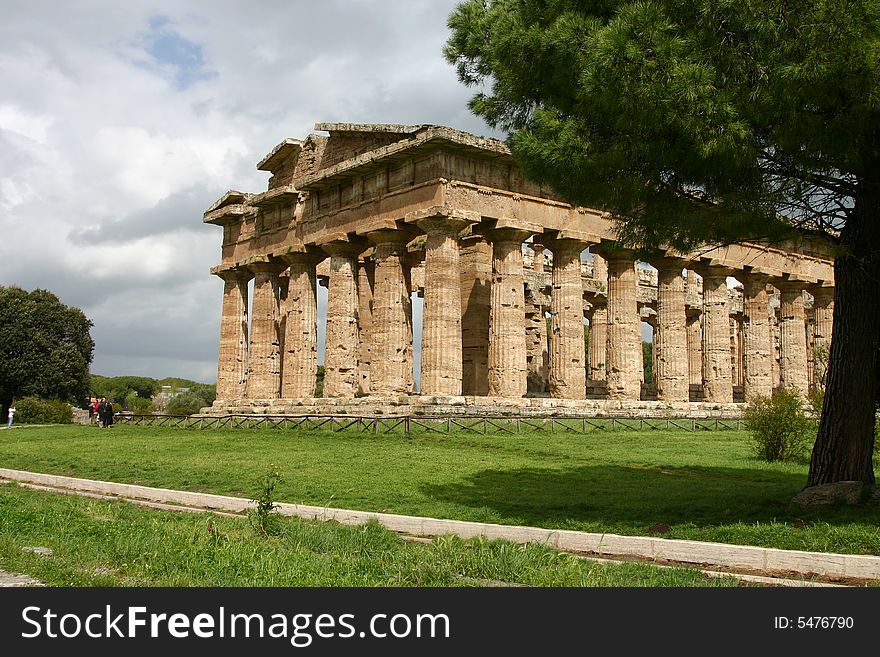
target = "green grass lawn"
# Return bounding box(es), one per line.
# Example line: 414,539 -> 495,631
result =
0,424 -> 878,555
0,485 -> 739,587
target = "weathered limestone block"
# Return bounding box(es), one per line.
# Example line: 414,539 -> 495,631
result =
322,242 -> 361,398
654,260 -> 689,402
245,260 -> 285,399
368,230 -> 413,396
546,238 -> 588,399
742,275 -> 773,399
460,236 -> 491,396
280,253 -> 319,398
214,268 -> 252,400
699,268 -> 734,403
603,252 -> 641,400
777,280 -> 809,397
487,228 -> 531,398
791,481 -> 867,508
418,216 -> 470,396
357,260 -> 375,396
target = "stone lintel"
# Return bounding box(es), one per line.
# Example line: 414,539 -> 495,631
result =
257,138 -> 303,172
490,216 -> 543,235
249,185 -> 299,209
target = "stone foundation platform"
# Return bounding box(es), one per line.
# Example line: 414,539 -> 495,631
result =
202,396 -> 747,419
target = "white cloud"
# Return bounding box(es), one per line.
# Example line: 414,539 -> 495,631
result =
0,0 -> 493,383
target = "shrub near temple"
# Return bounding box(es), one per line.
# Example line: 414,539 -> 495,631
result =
744,389 -> 813,463
14,396 -> 73,424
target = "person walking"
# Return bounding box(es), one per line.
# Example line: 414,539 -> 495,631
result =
6,404 -> 15,429
92,398 -> 101,426
96,398 -> 107,428
103,399 -> 114,428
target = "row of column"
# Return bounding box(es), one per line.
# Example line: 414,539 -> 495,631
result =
216,225 -> 833,403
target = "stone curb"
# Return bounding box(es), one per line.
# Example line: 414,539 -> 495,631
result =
1,467 -> 877,581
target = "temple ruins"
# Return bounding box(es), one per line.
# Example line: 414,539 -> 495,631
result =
203,123 -> 835,417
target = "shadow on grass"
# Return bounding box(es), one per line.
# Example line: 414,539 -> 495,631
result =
422,464 -> 872,531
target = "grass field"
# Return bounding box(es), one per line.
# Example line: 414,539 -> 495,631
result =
0,424 -> 878,556
0,484 -> 740,587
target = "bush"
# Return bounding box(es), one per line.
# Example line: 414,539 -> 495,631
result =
744,388 -> 814,462
124,390 -> 152,414
13,396 -> 73,424
165,391 -> 212,416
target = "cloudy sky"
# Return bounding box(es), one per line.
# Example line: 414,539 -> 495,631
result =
0,0 -> 496,383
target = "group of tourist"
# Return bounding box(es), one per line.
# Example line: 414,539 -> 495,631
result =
89,397 -> 115,428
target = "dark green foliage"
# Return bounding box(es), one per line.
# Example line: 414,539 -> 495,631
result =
445,0 -> 878,246
744,389 -> 814,463
124,391 -> 152,414
249,464 -> 283,536
14,396 -> 73,425
0,286 -> 94,415
91,375 -> 158,407
165,386 -> 216,416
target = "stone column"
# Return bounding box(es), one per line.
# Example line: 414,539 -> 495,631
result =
742,275 -> 773,399
214,268 -> 252,401
322,242 -> 361,398
603,251 -> 642,400
686,309 -> 702,391
589,254 -> 608,381
546,238 -> 588,399
487,228 -> 531,398
588,300 -> 607,381
654,259 -> 689,402
460,236 -> 492,395
245,260 -> 285,399
777,279 -> 809,397
531,242 -> 545,273
357,260 -> 375,396
417,216 -> 470,396
368,230 -> 413,396
698,267 -> 734,403
280,253 -> 319,398
810,285 -> 834,387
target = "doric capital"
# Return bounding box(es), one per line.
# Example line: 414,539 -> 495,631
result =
318,236 -> 368,258
212,265 -> 253,284
484,226 -> 533,245
245,258 -> 286,276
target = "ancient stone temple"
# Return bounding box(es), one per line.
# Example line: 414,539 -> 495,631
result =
203,123 -> 835,417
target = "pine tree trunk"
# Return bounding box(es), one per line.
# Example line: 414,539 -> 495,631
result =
806,184 -> 880,487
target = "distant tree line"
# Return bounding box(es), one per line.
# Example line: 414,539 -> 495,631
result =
90,375 -> 216,415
